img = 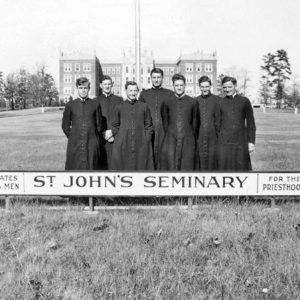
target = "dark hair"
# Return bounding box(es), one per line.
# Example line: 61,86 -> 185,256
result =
100,75 -> 112,83
198,75 -> 211,86
172,73 -> 186,84
221,76 -> 237,85
150,68 -> 164,77
125,81 -> 139,90
76,77 -> 90,87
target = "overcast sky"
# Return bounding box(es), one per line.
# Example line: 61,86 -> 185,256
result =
1,0 -> 300,97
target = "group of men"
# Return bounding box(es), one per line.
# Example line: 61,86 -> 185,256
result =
62,68 -> 256,172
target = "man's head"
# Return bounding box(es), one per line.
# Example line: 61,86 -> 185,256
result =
150,68 -> 164,88
76,77 -> 90,99
222,76 -> 237,97
125,81 -> 139,101
172,73 -> 186,97
100,75 -> 113,95
198,75 -> 212,96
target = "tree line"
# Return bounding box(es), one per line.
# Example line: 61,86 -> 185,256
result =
0,65 -> 59,110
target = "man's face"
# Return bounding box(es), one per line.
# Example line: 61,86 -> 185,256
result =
173,79 -> 185,96
77,83 -> 90,99
200,81 -> 211,96
126,84 -> 139,100
100,79 -> 113,94
223,81 -> 236,96
151,72 -> 163,88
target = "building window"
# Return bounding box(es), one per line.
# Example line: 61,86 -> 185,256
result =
185,63 -> 193,72
186,74 -> 193,84
102,67 -> 107,74
75,63 -> 80,72
186,86 -> 194,95
116,67 -> 121,74
126,76 -> 129,82
74,74 -> 81,83
148,67 -> 151,73
116,77 -> 121,85
170,67 -> 174,75
196,63 -> 202,72
64,74 -> 72,83
141,77 -> 143,84
111,77 -> 115,83
112,68 -> 115,74
148,77 -> 150,84
166,68 -> 169,75
165,77 -> 170,85
126,66 -> 129,73
141,67 -> 143,75
85,74 -> 92,82
83,63 -> 91,72
205,63 -> 213,72
64,63 -> 72,72
63,87 -> 72,95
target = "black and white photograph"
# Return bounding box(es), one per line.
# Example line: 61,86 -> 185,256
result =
0,0 -> 299,298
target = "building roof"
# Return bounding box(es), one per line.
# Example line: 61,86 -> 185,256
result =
60,51 -> 97,60
177,50 -> 217,62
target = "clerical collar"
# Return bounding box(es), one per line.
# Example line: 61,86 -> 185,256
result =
152,86 -> 162,90
226,93 -> 237,99
103,92 -> 112,98
127,98 -> 137,104
175,93 -> 185,99
79,97 -> 88,103
201,91 -> 211,98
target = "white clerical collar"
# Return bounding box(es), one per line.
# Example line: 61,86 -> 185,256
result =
79,96 -> 88,103
103,92 -> 112,98
232,93 -> 237,98
152,86 -> 162,89
175,93 -> 185,98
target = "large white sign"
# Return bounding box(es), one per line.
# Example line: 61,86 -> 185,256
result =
0,172 -> 299,196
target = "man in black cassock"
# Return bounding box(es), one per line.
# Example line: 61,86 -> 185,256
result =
195,75 -> 221,170
111,81 -> 154,170
96,75 -> 123,170
219,76 -> 256,171
139,68 -> 173,169
159,74 -> 200,170
62,77 -> 102,170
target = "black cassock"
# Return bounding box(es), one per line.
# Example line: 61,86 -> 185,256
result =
62,98 -> 102,170
195,93 -> 221,170
95,93 -> 123,170
111,99 -> 154,171
139,87 -> 173,169
159,94 -> 200,170
218,94 -> 256,171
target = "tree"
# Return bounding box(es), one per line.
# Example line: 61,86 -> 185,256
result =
29,65 -> 58,107
0,72 -> 4,101
285,75 -> 300,108
16,68 -> 30,109
260,49 -> 292,108
4,73 -> 18,110
259,74 -> 272,105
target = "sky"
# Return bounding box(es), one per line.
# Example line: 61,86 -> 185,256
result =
1,0 -> 300,98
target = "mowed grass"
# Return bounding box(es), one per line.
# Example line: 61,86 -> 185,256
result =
0,203 -> 299,299
0,107 -> 300,170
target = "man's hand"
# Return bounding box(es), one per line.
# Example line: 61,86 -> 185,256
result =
248,143 -> 255,153
103,130 -> 114,143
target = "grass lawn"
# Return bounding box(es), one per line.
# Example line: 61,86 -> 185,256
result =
0,107 -> 300,171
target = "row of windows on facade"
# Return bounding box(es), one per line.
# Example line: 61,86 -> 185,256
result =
63,63 -> 92,72
103,63 -> 214,76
